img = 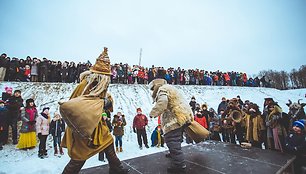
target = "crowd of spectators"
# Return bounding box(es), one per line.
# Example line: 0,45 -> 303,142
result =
0,53 -> 272,87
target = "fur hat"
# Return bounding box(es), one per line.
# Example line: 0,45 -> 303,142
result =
148,78 -> 167,99
90,47 -> 112,75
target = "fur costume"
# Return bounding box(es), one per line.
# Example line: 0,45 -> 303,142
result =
149,82 -> 194,134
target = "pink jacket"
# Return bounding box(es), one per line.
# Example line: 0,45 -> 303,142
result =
36,114 -> 50,135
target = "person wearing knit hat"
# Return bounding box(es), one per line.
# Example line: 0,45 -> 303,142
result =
36,106 -> 51,158
61,48 -> 129,174
4,88 -> 23,145
285,119 -> 306,173
2,87 -> 13,103
293,120 -> 305,132
133,107 -> 149,149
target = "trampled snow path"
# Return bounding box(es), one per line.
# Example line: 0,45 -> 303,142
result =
0,82 -> 305,174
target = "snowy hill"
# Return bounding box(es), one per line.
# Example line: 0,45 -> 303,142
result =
0,82 -> 305,174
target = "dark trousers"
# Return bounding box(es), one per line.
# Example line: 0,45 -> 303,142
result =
234,124 -> 244,144
0,130 -> 4,146
185,132 -> 194,144
99,151 -> 106,161
136,129 -> 148,147
3,118 -> 18,143
115,136 -> 123,147
38,134 -> 48,154
211,132 -> 221,141
222,129 -> 235,143
164,127 -> 185,167
63,143 -> 121,174
53,136 -> 61,148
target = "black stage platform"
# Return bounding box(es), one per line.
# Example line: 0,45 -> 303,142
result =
81,141 -> 295,174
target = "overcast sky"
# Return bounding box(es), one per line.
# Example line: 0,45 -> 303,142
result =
1,0 -> 305,75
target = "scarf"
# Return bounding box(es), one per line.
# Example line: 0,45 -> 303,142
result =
26,107 -> 37,121
41,112 -> 49,120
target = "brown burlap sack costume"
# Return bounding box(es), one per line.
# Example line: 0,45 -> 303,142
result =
60,47 -> 114,160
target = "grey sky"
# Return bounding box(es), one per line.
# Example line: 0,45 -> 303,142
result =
1,0 -> 305,75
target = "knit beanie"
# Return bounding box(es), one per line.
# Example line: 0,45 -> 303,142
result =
293,120 -> 305,131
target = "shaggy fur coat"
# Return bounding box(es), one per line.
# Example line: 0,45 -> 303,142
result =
150,84 -> 194,134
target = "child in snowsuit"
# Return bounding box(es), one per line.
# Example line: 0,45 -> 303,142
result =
151,125 -> 164,147
285,120 -> 306,174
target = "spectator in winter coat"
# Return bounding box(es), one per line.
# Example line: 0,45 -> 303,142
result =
112,111 -> 126,152
133,108 -> 149,149
5,90 -> 24,145
237,95 -> 244,109
0,100 -> 8,150
30,58 -> 39,82
195,110 -> 208,129
0,53 -> 7,81
217,97 -> 227,115
201,104 -> 210,129
39,58 -> 49,82
2,86 -> 13,102
209,108 -> 221,141
284,120 -> 306,174
149,79 -> 194,173
36,107 -> 50,159
50,112 -> 65,156
17,99 -> 38,150
189,96 -> 197,114
151,125 -> 164,147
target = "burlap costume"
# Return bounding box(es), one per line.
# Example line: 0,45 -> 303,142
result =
61,47 -> 113,160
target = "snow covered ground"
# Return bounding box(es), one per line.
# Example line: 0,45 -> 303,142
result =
0,82 -> 305,174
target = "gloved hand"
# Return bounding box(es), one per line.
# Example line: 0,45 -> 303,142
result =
133,128 -> 137,133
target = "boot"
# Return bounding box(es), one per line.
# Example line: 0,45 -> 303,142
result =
165,153 -> 172,158
116,147 -> 119,153
43,150 -> 48,158
38,151 -> 44,159
120,147 -> 123,152
105,144 -> 129,174
59,147 -> 64,155
109,164 -> 130,174
13,139 -> 18,145
62,159 -> 86,174
54,147 -> 58,156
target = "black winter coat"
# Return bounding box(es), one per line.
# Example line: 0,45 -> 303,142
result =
49,119 -> 65,137
285,132 -> 306,156
0,106 -> 8,128
217,101 -> 227,114
6,96 -> 24,116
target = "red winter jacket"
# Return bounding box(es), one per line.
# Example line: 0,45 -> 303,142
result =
195,115 -> 208,129
133,114 -> 148,129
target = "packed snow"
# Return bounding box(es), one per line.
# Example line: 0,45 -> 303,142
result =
0,82 -> 305,174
